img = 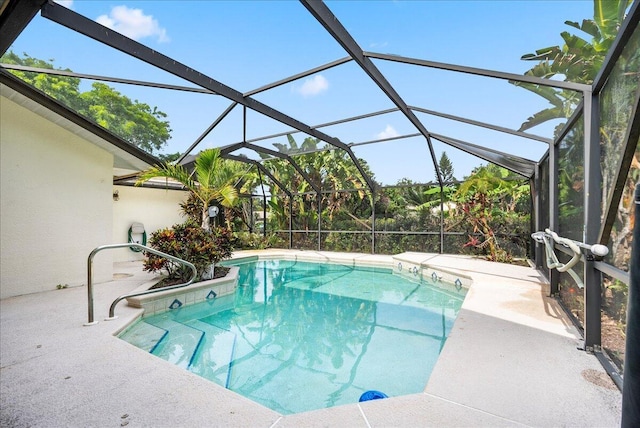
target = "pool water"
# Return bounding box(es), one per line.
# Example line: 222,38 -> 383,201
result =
119,260 -> 467,414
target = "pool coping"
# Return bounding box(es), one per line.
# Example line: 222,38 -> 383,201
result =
124,266 -> 240,317
0,250 -> 622,427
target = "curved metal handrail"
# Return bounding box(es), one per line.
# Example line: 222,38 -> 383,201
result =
85,243 -> 197,326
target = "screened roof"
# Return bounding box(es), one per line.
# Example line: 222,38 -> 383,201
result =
0,0 -> 606,188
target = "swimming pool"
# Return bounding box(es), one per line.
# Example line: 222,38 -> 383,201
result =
119,259 -> 467,414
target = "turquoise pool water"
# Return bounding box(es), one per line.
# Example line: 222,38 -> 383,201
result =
120,260 -> 467,414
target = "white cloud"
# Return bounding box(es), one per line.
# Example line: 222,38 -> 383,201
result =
377,125 -> 399,139
294,75 -> 329,97
96,6 -> 169,43
53,0 -> 73,9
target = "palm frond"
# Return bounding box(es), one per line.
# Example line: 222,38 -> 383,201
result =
136,163 -> 197,193
195,148 -> 222,189
216,184 -> 239,208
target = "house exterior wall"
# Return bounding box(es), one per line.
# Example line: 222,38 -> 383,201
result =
112,185 -> 188,262
1,95 -> 113,299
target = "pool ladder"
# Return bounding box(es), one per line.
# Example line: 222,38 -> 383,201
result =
84,243 -> 197,326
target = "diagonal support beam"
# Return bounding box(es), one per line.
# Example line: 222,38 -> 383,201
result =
300,0 -> 443,186
365,51 -> 591,93
431,133 -> 536,178
244,56 -> 352,97
219,142 -> 246,157
409,105 -> 552,145
223,154 -> 292,198
40,2 -> 342,147
40,1 -> 374,192
0,0 -> 47,54
0,63 -> 216,94
245,107 -> 399,146
243,143 -> 321,195
220,142 -> 321,194
177,57 -> 352,163
177,102 -> 238,165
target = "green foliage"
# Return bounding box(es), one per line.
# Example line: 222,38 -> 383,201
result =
513,0 -> 632,132
143,219 -> 234,282
137,148 -> 243,229
449,164 -> 530,262
604,278 -> 628,323
369,166 -> 531,260
322,231 -> 372,253
81,83 -> 171,153
1,51 -> 172,154
157,152 -> 181,163
179,192 -> 204,224
2,51 -> 83,110
232,231 -> 285,250
260,136 -> 374,232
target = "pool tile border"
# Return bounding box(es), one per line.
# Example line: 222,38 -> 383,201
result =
125,251 -> 473,318
125,266 -> 239,316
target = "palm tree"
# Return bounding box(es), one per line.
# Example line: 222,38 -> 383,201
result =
513,0 -> 632,131
136,148 -> 239,229
261,136 -> 373,232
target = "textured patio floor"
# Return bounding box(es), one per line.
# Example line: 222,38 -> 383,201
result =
0,250 -> 621,427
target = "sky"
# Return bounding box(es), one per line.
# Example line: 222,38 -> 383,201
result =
6,0 -> 596,185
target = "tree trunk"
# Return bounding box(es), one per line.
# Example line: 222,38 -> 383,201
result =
201,207 -> 210,230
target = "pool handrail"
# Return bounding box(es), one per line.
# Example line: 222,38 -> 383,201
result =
85,243 -> 197,326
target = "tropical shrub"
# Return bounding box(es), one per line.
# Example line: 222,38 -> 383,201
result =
448,165 -> 530,262
144,219 -> 234,282
233,231 -> 285,250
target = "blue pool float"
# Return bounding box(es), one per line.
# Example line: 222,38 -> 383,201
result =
359,390 -> 388,402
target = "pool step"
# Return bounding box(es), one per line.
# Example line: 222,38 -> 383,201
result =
146,318 -> 204,369
184,320 -> 237,387
119,321 -> 167,352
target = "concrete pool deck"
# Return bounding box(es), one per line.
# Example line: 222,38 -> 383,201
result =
0,250 -> 622,427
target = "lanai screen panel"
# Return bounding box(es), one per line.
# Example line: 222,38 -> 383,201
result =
598,21 -> 640,375
599,21 -> 640,258
557,118 -> 585,243
242,110 -> 315,146
539,155 -> 551,251
2,10 -> 241,159
428,139 -> 492,183
413,111 -> 548,164
249,60 -> 397,133
351,136 -> 435,186
174,102 -> 247,155
556,117 -> 587,326
319,189 -> 373,254
156,1 -> 346,92
371,58 -> 574,142
373,184 -> 441,255
317,109 -> 418,150
325,1 -> 593,73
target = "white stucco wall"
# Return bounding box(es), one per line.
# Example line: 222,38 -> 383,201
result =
1,95 -> 114,299
112,185 -> 188,262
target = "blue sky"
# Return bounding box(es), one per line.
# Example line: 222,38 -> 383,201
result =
8,0 -> 594,185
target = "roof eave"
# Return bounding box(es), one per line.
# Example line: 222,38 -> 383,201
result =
0,69 -> 161,172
